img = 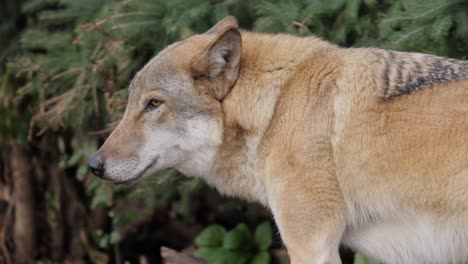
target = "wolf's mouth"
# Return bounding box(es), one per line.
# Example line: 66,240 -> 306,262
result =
113,156 -> 159,186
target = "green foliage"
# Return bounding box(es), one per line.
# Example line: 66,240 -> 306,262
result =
254,0 -> 382,46
94,229 -> 121,249
254,222 -> 273,250
354,253 -> 380,264
195,225 -> 226,247
223,224 -> 253,250
379,0 -> 468,57
194,222 -> 273,264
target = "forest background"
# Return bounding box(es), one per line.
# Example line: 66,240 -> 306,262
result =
1,0 -> 467,263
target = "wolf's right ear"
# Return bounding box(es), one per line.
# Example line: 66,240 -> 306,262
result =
191,26 -> 242,100
205,16 -> 238,34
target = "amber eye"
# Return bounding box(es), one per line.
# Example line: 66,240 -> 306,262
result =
146,99 -> 163,110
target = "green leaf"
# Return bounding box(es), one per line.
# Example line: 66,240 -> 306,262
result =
195,225 -> 226,247
354,253 -> 379,264
254,222 -> 273,250
213,249 -> 250,264
76,165 -> 88,181
67,152 -> 81,167
223,223 -> 253,250
90,181 -> 113,208
98,234 -> 109,248
58,159 -> 66,169
194,247 -> 219,263
109,231 -> 120,244
250,251 -> 270,264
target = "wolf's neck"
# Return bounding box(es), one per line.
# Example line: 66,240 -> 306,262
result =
240,31 -> 334,75
223,32 -> 336,131
204,32 -> 337,204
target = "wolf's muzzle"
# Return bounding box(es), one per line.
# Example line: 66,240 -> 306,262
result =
88,153 -> 105,178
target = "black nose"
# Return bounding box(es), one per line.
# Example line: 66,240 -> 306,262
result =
88,154 -> 105,178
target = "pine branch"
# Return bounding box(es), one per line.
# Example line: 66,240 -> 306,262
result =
391,25 -> 430,45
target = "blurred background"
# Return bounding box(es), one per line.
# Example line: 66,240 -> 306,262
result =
0,0 -> 467,263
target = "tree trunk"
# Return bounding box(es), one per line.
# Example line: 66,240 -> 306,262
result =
48,166 -> 65,261
63,176 -> 88,260
11,142 -> 35,264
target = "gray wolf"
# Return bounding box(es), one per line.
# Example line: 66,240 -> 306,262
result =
89,16 -> 468,263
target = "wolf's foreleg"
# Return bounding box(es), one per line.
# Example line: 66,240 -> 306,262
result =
265,164 -> 345,264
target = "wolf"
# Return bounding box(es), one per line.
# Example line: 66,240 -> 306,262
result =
88,16 -> 468,263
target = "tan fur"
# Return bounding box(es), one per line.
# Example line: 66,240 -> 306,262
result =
92,17 -> 468,263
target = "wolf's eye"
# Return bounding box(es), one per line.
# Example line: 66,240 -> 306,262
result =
146,99 -> 163,110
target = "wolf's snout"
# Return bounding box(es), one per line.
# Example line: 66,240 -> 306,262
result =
88,153 -> 105,178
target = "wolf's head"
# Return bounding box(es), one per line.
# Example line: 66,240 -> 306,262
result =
88,17 -> 241,184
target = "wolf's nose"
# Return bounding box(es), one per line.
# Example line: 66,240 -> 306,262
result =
88,154 -> 104,178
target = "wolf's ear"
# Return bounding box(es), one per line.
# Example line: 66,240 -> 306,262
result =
205,16 -> 238,34
192,26 -> 242,100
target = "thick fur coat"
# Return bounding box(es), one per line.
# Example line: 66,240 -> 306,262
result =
89,17 -> 468,263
